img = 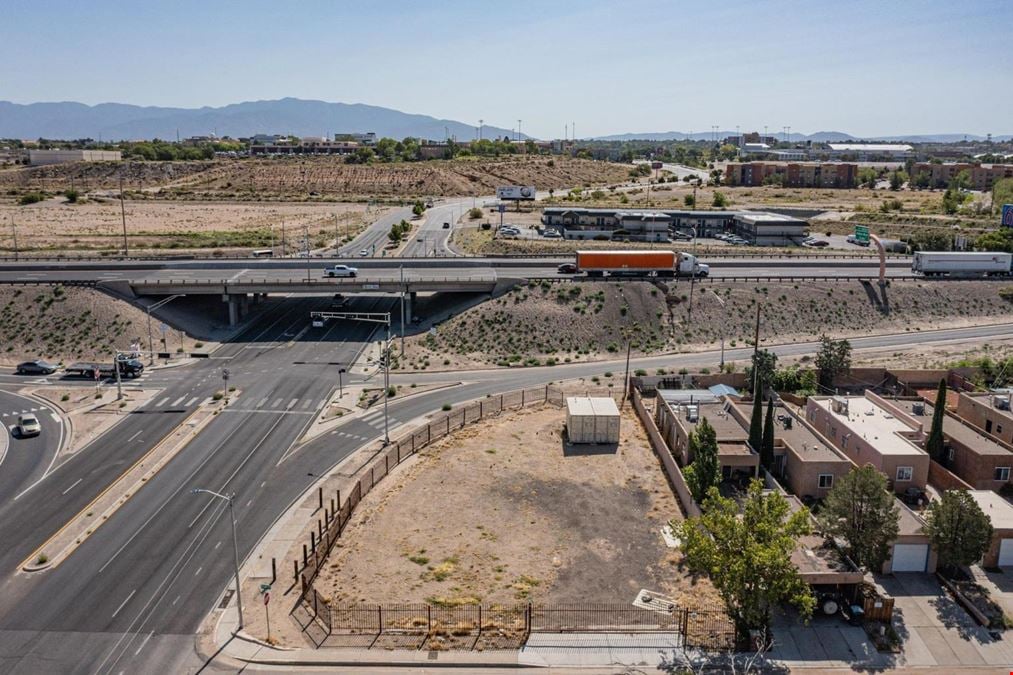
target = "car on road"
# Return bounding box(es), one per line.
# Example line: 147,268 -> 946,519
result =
442,222 -> 451,229
330,293 -> 348,309
557,263 -> 578,274
16,360 -> 58,375
358,249 -> 370,257
671,231 -> 692,241
542,230 -> 561,238
805,239 -> 830,247
324,264 -> 358,278
15,413 -> 41,438
846,234 -> 871,246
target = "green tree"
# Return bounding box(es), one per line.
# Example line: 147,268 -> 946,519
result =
857,167 -> 878,188
924,490 -> 994,574
746,349 -> 777,395
992,177 -> 1013,216
974,228 -> 1013,253
815,334 -> 851,392
712,191 -> 728,207
683,418 -> 720,503
889,170 -> 906,191
412,202 -> 425,217
761,398 -> 775,469
675,481 -> 815,634
913,171 -> 931,189
818,465 -> 900,571
683,193 -> 696,207
468,207 -> 482,220
925,378 -> 947,463
942,187 -> 961,215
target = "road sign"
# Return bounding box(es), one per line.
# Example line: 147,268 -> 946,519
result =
1002,204 -> 1013,228
854,225 -> 870,243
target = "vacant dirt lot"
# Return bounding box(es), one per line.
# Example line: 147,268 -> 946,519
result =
318,405 -> 718,611
402,280 -> 1013,371
0,156 -> 630,200
0,199 -> 374,254
0,285 -> 202,366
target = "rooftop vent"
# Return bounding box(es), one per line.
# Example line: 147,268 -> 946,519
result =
911,402 -> 925,416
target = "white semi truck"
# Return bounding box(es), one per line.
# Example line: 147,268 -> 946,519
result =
911,252 -> 1012,277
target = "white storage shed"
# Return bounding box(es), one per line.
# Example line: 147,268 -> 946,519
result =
566,396 -> 621,444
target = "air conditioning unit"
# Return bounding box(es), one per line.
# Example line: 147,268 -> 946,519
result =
911,402 -> 925,416
995,397 -> 1010,411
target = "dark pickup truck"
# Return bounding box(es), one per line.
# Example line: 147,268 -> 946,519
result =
64,359 -> 145,379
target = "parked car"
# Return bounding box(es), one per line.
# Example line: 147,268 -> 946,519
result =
16,360 -> 58,375
805,239 -> 830,248
542,230 -> 561,238
15,413 -> 41,437
324,264 -> 358,278
557,263 -> 577,274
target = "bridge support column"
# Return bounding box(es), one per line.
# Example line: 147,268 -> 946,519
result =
407,292 -> 416,322
222,293 -> 249,327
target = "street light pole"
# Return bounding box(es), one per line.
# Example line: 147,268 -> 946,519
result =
191,488 -> 244,631
9,214 -> 18,261
383,322 -> 391,445
399,266 -> 406,356
119,172 -> 129,257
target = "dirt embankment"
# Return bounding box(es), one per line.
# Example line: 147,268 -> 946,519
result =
0,285 -> 202,366
403,280 -> 1013,371
0,156 -> 630,200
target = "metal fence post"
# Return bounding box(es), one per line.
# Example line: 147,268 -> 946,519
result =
318,486 -> 323,511
294,559 -> 299,584
310,530 -> 316,552
303,543 -> 308,566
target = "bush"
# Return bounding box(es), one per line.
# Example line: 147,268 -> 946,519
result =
468,207 -> 482,219
442,403 -> 452,411
386,386 -> 396,397
212,391 -> 224,401
19,192 -> 44,205
64,189 -> 79,203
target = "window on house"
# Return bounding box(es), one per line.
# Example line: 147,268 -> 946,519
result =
995,467 -> 1010,482
998,424 -> 1003,435
896,466 -> 913,482
818,474 -> 834,489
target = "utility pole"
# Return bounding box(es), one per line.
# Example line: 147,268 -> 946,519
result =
119,171 -> 129,257
752,302 -> 762,396
517,120 -> 522,142
622,338 -> 632,407
114,350 -> 123,400
479,119 -> 484,140
281,221 -> 286,257
303,225 -> 311,282
383,322 -> 391,445
9,214 -> 17,261
399,266 -> 406,356
191,489 -> 244,631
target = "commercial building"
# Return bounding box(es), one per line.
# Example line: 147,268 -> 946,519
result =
732,213 -> 808,246
824,143 -> 914,161
895,398 -> 1012,491
334,132 -> 377,146
909,162 -> 1013,191
540,207 -> 807,245
805,393 -> 930,492
27,149 -> 121,165
724,162 -> 858,188
249,137 -> 360,156
967,491 -> 1013,568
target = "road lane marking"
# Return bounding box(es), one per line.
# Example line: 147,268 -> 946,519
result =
271,397 -> 283,408
155,397 -> 169,407
134,631 -> 154,656
61,478 -> 82,495
288,398 -> 298,409
194,566 -> 202,577
301,399 -> 312,409
127,430 -> 143,442
171,395 -> 186,406
111,589 -> 136,618
256,397 -> 267,408
185,397 -> 199,407
214,540 -> 221,550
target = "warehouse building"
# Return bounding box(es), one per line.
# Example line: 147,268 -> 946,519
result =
28,149 -> 122,165
732,212 -> 808,246
824,143 -> 914,161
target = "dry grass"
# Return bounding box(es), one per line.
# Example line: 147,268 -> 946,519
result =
318,405 -> 718,610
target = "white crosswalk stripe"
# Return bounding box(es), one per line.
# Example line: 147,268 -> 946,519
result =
171,395 -> 187,406
185,396 -> 199,407
271,397 -> 283,408
156,397 -> 170,407
301,399 -> 312,409
257,397 -> 268,408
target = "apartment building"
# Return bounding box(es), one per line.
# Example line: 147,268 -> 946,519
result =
724,162 -> 858,188
894,399 -> 1012,491
955,391 -> 1013,448
805,393 -> 930,492
753,403 -> 853,501
654,395 -> 759,482
910,162 -> 1013,190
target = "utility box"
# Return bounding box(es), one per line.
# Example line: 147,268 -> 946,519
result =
565,396 -> 621,444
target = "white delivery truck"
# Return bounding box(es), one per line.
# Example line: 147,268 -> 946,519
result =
911,252 -> 1012,277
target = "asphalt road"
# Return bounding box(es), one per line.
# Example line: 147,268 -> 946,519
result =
0,390 -> 63,500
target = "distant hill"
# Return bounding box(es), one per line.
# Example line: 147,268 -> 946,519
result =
0,98 -> 523,142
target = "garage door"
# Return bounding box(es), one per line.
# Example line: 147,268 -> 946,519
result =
999,539 -> 1013,567
892,544 -> 929,572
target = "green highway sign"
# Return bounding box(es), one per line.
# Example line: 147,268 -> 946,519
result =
854,225 -> 870,243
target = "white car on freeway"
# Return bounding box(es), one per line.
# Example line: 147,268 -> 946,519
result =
324,264 -> 358,278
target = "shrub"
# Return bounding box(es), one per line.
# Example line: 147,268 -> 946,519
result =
19,192 -> 44,205
64,189 -> 79,203
442,403 -> 452,411
212,391 -> 224,401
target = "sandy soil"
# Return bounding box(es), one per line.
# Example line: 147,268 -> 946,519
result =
0,156 -> 630,200
0,285 -> 203,366
317,405 -> 720,611
401,280 -> 1013,371
0,199 -> 375,254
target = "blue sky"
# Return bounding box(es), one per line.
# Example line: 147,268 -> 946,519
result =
3,0 -> 1011,138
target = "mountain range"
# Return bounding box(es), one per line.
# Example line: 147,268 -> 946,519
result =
0,98 -> 523,142
593,130 -> 1013,143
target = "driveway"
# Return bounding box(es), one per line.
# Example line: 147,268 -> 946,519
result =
768,607 -> 890,670
879,573 -> 1013,668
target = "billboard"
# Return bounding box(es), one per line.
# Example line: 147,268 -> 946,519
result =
650,161 -> 663,170
497,185 -> 536,201
1003,204 -> 1013,228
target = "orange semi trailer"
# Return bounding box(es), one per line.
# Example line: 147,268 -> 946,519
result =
574,250 -> 709,277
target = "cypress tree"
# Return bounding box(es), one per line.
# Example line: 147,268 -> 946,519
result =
761,397 -> 776,469
926,378 -> 947,463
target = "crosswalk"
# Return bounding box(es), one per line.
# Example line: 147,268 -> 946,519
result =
359,409 -> 392,430
217,395 -> 331,415
0,404 -> 60,424
144,395 -> 202,410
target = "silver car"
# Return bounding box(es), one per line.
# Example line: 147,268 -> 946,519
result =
17,413 -> 41,437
